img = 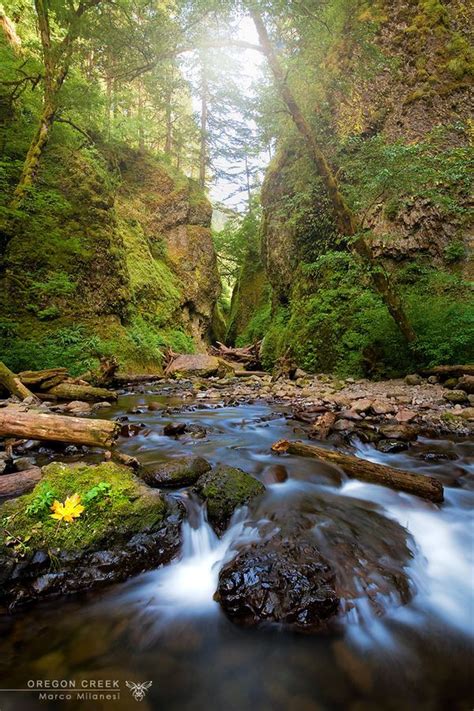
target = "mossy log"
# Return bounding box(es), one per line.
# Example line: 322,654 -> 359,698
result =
272,439 -> 444,503
44,383 -> 118,402
0,362 -> 40,403
18,368 -> 68,387
419,365 -> 474,379
0,467 -> 42,497
0,407 -> 120,448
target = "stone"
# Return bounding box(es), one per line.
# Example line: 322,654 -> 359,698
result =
63,400 -> 92,415
458,407 -> 474,421
216,535 -> 339,632
427,376 -> 438,384
376,439 -> 408,454
457,376 -> 474,395
163,422 -> 187,436
443,377 -> 459,389
444,390 -> 469,404
404,374 -> 423,386
166,354 -> 221,378
140,456 -> 211,488
379,423 -> 419,441
395,408 -> 417,422
352,399 -> 373,414
13,456 -> 36,472
194,465 -> 265,534
371,400 -> 396,415
261,464 -> 289,484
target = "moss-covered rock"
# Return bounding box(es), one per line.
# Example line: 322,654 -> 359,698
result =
194,465 -> 265,534
139,456 -> 211,488
0,461 -> 182,608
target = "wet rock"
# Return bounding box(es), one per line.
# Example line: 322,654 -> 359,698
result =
0,462 -> 183,608
376,439 -> 408,454
379,423 -> 419,441
185,423 -> 207,439
404,374 -> 423,386
120,423 -> 144,437
443,377 -> 459,389
216,535 -> 339,632
63,400 -> 92,415
458,407 -> 474,421
140,456 -> 211,488
261,464 -> 289,484
444,390 -> 469,404
166,354 -> 221,378
195,465 -> 265,534
395,408 -> 417,422
163,422 -> 187,437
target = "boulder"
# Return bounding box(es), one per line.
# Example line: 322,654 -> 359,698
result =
194,465 -> 265,534
216,535 -> 339,632
166,354 -> 221,378
444,390 -> 469,404
457,375 -> 474,394
140,456 -> 211,488
404,374 -> 423,386
0,462 -> 183,608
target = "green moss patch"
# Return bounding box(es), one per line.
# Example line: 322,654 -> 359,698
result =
1,462 -> 167,557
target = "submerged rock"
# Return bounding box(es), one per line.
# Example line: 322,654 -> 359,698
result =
0,462 -> 183,608
216,535 -> 339,632
216,491 -> 414,632
139,456 -> 211,488
194,464 -> 265,534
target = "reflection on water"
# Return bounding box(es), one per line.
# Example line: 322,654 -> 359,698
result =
0,388 -> 473,711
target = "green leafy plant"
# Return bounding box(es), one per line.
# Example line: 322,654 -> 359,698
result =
25,485 -> 57,517
83,482 -> 112,504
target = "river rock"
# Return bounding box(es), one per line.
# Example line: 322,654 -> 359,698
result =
166,354 -> 221,378
216,535 -> 339,632
404,374 -> 423,386
457,375 -> 474,394
0,462 -> 183,608
163,422 -> 187,436
139,456 -> 211,487
194,465 -> 265,534
444,390 -> 469,404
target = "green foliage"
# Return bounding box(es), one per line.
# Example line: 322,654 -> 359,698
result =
25,485 -> 57,517
259,254 -> 474,376
83,482 -> 112,505
444,240 -> 467,263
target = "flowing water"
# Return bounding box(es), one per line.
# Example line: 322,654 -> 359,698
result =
0,386 -> 473,710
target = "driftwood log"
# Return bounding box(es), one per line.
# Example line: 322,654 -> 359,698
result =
210,342 -> 262,369
272,439 -> 444,503
419,365 -> 474,379
0,362 -> 40,403
44,383 -> 118,402
0,407 -> 120,448
18,367 -> 68,387
0,467 -> 42,497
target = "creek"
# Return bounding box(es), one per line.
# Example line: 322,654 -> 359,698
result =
0,385 -> 472,710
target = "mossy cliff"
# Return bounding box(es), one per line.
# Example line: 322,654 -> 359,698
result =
231,0 -> 473,376
0,51 -> 220,375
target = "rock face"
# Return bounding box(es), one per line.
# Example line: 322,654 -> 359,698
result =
194,465 -> 265,534
166,354 -> 221,378
139,456 -> 211,488
217,535 -> 339,632
0,462 -> 183,608
0,146 -> 220,373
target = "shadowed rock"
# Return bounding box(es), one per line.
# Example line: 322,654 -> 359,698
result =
140,456 -> 211,488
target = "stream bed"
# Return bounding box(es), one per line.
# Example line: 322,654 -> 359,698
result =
0,386 -> 473,710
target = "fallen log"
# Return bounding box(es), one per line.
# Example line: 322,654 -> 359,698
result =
81,356 -> 119,387
44,383 -> 118,402
234,370 -> 268,377
0,407 -> 120,448
210,341 -> 262,368
419,365 -> 474,379
0,362 -> 40,403
272,439 -> 444,503
0,467 -> 42,497
18,367 -> 68,387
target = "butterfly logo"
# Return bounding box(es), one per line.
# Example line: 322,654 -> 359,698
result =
125,681 -> 153,701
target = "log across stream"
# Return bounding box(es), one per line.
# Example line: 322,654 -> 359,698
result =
0,385 -> 472,710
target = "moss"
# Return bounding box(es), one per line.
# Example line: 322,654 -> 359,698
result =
195,465 -> 265,532
0,462 -> 167,557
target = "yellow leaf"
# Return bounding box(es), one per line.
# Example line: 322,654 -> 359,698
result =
50,493 -> 85,523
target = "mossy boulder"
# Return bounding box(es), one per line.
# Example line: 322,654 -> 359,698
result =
166,354 -> 221,378
0,461 -> 183,608
139,456 -> 211,488
195,465 -> 265,534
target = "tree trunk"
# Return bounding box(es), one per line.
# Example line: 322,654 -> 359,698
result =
272,439 -> 443,503
0,362 -> 40,402
18,368 -> 68,387
0,407 -> 120,448
419,365 -> 474,379
0,468 -> 42,497
199,57 -> 209,190
250,9 -> 417,345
